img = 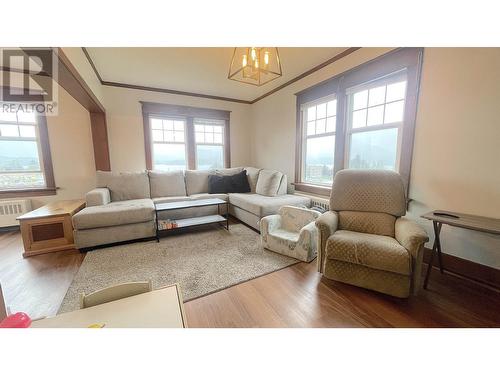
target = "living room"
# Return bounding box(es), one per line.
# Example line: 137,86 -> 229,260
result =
1,1 -> 499,374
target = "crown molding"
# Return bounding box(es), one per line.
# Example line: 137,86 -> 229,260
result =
81,47 -> 361,105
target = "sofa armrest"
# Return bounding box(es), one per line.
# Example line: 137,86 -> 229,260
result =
85,188 -> 111,207
395,217 -> 429,294
315,211 -> 339,273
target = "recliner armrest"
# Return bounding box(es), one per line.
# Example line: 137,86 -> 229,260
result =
395,217 -> 429,258
86,188 -> 111,207
315,211 -> 339,272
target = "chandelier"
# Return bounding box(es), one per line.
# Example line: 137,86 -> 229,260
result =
228,47 -> 282,86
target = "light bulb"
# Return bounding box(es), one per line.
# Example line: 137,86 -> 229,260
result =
242,54 -> 247,67
251,48 -> 256,60
264,51 -> 269,65
255,59 -> 259,69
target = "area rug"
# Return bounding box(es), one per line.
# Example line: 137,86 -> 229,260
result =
58,223 -> 299,313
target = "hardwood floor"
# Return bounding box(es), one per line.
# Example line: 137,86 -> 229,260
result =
1,230 -> 498,327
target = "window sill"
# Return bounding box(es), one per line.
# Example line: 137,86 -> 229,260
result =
0,187 -> 57,199
292,182 -> 331,197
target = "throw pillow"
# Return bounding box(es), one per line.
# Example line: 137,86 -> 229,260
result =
255,169 -> 283,197
208,170 -> 251,193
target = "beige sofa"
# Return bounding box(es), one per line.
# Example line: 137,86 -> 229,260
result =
73,167 -> 310,249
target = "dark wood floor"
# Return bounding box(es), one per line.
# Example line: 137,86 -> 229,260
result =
1,230 -> 498,327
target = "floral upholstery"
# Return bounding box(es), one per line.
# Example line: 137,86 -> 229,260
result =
260,206 -> 320,262
316,170 -> 429,298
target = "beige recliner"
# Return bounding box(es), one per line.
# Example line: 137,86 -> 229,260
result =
316,169 -> 428,298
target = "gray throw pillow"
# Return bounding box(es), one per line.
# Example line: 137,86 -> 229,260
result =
255,169 -> 283,197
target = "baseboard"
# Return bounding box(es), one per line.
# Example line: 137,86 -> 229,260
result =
423,247 -> 500,290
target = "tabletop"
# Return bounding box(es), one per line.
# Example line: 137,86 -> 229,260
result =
31,284 -> 186,328
421,210 -> 500,235
17,199 -> 86,220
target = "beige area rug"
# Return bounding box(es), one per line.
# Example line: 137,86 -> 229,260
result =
59,223 -> 299,313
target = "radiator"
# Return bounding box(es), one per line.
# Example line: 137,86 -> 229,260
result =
0,199 -> 32,228
296,193 -> 330,211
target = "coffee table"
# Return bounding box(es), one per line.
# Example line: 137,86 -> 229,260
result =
155,198 -> 229,241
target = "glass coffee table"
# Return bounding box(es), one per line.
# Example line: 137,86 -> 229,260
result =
154,198 -> 229,241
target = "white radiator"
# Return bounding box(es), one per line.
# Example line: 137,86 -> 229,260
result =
296,193 -> 330,211
0,199 -> 32,228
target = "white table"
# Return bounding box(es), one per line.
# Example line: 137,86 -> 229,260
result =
31,284 -> 186,328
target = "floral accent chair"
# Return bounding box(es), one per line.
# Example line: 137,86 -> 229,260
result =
316,169 -> 429,298
260,205 -> 320,262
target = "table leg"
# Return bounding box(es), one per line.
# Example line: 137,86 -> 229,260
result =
155,211 -> 160,243
226,202 -> 229,230
423,221 -> 443,289
434,221 -> 444,273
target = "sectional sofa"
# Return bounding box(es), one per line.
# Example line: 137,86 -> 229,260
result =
72,167 -> 311,249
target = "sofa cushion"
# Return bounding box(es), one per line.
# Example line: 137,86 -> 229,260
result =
96,171 -> 150,202
185,170 -> 213,195
208,170 -> 251,194
326,230 -> 411,275
229,193 -> 310,217
215,167 -> 244,176
338,211 -> 396,237
73,199 -> 155,230
152,196 -> 192,205
190,193 -> 228,201
255,169 -> 283,197
244,167 -> 261,193
149,170 -> 186,198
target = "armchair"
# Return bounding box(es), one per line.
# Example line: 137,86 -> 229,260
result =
316,170 -> 428,297
260,205 -> 320,261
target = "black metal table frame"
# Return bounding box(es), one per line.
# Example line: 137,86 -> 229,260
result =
423,220 -> 444,289
155,200 -> 229,242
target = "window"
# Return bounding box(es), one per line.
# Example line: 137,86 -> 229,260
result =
150,117 -> 187,171
301,96 -> 337,186
194,118 -> 225,170
0,108 -> 55,195
142,102 -> 230,171
295,48 -> 422,196
346,74 -> 406,171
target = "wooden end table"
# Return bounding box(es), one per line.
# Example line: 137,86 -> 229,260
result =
17,199 -> 86,257
421,210 -> 500,288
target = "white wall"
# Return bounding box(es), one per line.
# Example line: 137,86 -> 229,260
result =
250,47 -> 500,268
0,84 -> 96,209
102,85 -> 252,172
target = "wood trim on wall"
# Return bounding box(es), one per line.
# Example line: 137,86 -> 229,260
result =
424,247 -> 500,290
89,112 -> 111,171
82,47 -> 361,105
294,48 -> 423,196
53,48 -> 111,171
141,102 -> 231,170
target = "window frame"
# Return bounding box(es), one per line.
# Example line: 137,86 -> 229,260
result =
294,48 -> 423,197
141,102 -> 230,171
344,72 -> 407,173
148,115 -> 188,171
300,94 -> 337,187
193,118 -> 226,170
0,98 -> 56,198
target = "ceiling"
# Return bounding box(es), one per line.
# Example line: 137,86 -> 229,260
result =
85,48 -> 348,102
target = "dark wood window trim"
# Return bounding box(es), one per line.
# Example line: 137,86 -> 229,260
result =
294,47 -> 423,197
141,101 -> 231,170
0,108 -> 56,199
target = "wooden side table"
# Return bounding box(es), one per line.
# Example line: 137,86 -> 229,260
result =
17,199 -> 86,257
421,210 -> 500,288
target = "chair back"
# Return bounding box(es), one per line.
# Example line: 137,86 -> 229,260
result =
279,205 -> 320,233
0,283 -> 7,321
330,169 -> 406,217
80,280 -> 153,309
